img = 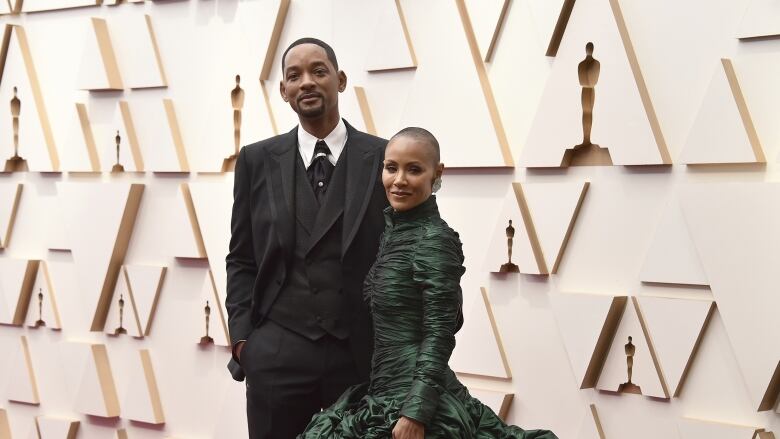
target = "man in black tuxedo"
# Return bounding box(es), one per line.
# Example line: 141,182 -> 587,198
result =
225,38 -> 388,439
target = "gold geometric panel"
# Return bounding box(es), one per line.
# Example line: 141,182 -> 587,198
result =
679,59 -> 765,165
56,182 -> 144,332
35,415 -> 79,439
451,287 -> 511,379
174,183 -> 207,259
133,99 -> 189,172
104,265 -> 165,338
681,182 -> 780,411
597,297 -> 668,398
550,292 -> 626,389
5,335 -> 40,405
484,182 -> 588,275
463,0 -> 510,62
0,25 -> 59,172
0,409 -> 10,439
364,0 -> 417,71
24,260 -> 63,330
0,182 -> 22,249
72,343 -> 120,418
737,0 -> 780,40
110,14 -> 167,89
521,0 -> 670,167
78,18 -> 123,91
22,0 -> 99,13
635,296 -> 714,397
72,103 -> 100,172
391,0 -> 511,167
187,180 -> 232,313
122,349 -> 164,424
0,258 -> 39,326
258,0 -> 291,81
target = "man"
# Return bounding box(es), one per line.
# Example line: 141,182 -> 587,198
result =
225,38 -> 388,439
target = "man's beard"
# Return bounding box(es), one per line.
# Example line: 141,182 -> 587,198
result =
297,104 -> 326,118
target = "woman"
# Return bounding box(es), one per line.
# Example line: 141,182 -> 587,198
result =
299,128 -> 557,439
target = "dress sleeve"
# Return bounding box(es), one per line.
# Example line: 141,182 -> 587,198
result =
399,226 -> 466,425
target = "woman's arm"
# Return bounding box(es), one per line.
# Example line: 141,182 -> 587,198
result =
398,226 -> 465,425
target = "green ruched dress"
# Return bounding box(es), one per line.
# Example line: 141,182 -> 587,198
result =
299,196 -> 558,439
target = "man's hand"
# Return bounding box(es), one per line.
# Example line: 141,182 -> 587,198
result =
392,416 -> 424,439
235,341 -> 245,362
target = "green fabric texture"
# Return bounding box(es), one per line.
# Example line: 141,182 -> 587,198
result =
299,196 -> 558,439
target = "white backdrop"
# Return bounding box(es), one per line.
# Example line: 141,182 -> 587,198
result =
1,0 -> 779,438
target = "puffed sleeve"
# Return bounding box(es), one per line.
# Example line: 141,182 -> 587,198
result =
398,226 -> 466,425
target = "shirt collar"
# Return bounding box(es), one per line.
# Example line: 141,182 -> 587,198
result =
297,119 -> 348,168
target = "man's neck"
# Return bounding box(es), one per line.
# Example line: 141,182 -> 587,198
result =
299,112 -> 341,139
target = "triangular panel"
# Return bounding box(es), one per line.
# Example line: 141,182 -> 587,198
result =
464,0 -> 510,62
35,416 -> 80,439
550,291 -> 626,389
680,182 -> 780,411
73,343 -> 120,418
639,195 -> 709,286
636,296 -> 714,396
0,258 -> 38,326
123,349 -> 164,424
577,404 -> 605,439
483,184 -> 541,274
124,265 -> 166,336
25,261 -> 63,330
451,287 -> 511,378
597,297 -> 668,398
395,0 -> 512,167
365,0 -> 417,71
737,0 -> 780,40
22,0 -> 99,13
0,25 -> 59,171
77,17 -> 123,91
57,182 -> 144,332
520,0 -> 669,167
188,180 -> 236,315
679,59 -> 764,164
104,267 -> 141,337
5,335 -> 40,405
111,14 -> 167,89
104,101 -> 144,172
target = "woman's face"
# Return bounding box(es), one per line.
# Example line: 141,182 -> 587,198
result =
382,136 -> 443,212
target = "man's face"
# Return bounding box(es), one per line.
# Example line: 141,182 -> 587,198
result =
280,44 -> 345,120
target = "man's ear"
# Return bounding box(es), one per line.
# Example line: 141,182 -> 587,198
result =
338,70 -> 347,92
436,163 -> 444,179
279,80 -> 289,102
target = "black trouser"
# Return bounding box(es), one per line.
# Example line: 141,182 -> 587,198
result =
242,319 -> 360,439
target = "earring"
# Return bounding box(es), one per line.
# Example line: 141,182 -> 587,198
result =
432,177 -> 442,193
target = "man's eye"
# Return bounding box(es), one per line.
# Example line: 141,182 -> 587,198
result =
287,74 -> 298,81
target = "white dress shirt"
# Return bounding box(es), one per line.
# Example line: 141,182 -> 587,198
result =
297,119 -> 348,169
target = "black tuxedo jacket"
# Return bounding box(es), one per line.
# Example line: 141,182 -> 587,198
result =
225,120 -> 388,381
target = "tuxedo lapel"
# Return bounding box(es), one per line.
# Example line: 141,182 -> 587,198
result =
268,127 -> 298,261
342,122 -> 382,257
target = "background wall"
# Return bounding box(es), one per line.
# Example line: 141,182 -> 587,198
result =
0,0 -> 779,438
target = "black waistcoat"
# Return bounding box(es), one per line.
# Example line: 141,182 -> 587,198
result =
267,151 -> 349,340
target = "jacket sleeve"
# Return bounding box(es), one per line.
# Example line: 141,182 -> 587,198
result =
225,147 -> 257,356
399,227 -> 466,425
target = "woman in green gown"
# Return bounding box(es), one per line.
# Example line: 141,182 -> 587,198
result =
299,128 -> 558,439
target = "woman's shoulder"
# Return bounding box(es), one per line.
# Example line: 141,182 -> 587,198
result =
420,216 -> 461,243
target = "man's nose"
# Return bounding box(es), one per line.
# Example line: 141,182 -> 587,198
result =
300,72 -> 315,89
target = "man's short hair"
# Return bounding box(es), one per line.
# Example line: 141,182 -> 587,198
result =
281,38 -> 339,73
390,127 -> 441,164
